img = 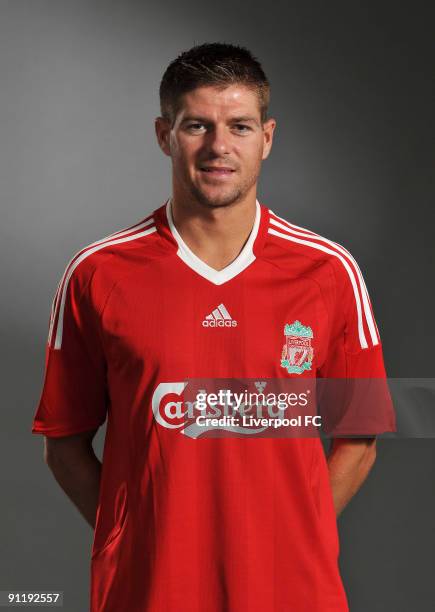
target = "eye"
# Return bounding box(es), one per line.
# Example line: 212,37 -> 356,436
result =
186,123 -> 206,132
233,124 -> 251,133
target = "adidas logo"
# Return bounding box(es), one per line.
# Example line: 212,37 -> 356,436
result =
202,303 -> 237,327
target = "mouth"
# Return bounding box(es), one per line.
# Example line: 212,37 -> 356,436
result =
199,166 -> 236,177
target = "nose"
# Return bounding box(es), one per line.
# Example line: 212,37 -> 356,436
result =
205,124 -> 231,156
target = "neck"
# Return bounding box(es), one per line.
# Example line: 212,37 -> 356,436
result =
169,193 -> 258,271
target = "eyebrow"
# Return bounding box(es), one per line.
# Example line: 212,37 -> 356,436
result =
180,116 -> 260,126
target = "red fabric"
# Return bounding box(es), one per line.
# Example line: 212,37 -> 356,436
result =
32,201 -> 395,611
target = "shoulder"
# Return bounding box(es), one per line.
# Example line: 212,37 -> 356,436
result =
265,207 -> 363,285
48,213 -> 158,349
265,208 -> 380,350
59,212 -> 159,289
54,211 -> 157,312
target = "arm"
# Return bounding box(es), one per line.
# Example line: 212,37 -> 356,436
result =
327,437 -> 376,516
44,429 -> 102,529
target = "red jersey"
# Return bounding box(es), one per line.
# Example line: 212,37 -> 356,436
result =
32,199 -> 395,611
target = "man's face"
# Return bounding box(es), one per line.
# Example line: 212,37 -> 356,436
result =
156,84 -> 276,208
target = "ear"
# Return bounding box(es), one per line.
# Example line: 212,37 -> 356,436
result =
155,116 -> 172,157
262,118 -> 276,160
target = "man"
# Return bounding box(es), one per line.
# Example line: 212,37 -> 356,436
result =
32,43 -> 395,611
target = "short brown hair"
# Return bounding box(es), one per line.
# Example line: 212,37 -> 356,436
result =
159,42 -> 270,126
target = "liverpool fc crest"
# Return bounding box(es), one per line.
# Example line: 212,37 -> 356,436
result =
281,320 -> 314,374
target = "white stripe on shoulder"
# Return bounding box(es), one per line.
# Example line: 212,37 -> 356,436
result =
270,210 -> 377,341
269,226 -> 373,350
48,277 -> 63,337
47,216 -> 154,346
51,225 -> 156,350
91,215 -> 155,242
270,210 -> 318,235
269,210 -> 379,347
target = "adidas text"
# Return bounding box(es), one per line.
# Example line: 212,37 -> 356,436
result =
202,319 -> 237,328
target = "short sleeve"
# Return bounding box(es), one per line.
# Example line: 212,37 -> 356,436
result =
31,261 -> 108,437
317,254 -> 396,435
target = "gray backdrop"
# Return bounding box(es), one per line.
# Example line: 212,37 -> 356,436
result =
1,1 -> 434,610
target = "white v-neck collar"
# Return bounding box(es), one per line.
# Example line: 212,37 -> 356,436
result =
166,198 -> 261,285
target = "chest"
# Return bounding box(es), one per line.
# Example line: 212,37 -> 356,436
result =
101,258 -> 330,380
